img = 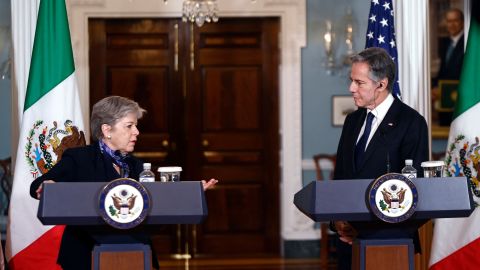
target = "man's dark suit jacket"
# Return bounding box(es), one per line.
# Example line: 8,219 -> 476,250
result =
433,35 -> 464,126
333,97 -> 429,270
30,144 -> 158,270
433,35 -> 464,86
334,97 -> 428,180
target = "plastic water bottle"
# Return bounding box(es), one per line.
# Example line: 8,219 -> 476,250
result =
401,159 -> 417,179
139,163 -> 155,182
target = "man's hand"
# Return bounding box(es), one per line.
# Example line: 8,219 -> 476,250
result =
334,221 -> 357,245
35,180 -> 55,199
201,178 -> 218,191
432,86 -> 440,101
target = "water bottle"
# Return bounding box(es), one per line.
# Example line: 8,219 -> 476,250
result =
401,159 -> 417,179
139,163 -> 155,182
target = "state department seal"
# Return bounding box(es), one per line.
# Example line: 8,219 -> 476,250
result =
368,173 -> 418,223
99,178 -> 151,229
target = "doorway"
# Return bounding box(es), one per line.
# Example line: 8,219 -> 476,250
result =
89,17 -> 281,257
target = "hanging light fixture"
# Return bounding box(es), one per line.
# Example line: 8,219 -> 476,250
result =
161,0 -> 256,28
182,0 -> 219,27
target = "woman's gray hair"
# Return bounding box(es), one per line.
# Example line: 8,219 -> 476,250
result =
90,96 -> 146,140
350,47 -> 396,93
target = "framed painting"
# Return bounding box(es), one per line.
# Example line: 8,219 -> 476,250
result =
438,79 -> 459,112
332,95 -> 356,126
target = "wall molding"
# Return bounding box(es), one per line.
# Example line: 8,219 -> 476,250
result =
67,0 -> 312,240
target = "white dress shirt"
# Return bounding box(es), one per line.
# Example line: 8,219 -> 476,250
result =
356,93 -> 395,149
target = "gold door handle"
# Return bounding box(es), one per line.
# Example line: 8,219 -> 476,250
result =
174,23 -> 179,72
190,24 -> 195,71
162,139 -> 169,148
202,139 -> 209,147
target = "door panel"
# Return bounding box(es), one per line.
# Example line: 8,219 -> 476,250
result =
108,67 -> 168,132
203,68 -> 260,130
188,18 -> 280,256
89,17 -> 279,257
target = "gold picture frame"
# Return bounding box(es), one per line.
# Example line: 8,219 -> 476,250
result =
437,79 -> 459,112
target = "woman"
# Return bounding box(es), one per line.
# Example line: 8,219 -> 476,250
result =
30,96 -> 217,270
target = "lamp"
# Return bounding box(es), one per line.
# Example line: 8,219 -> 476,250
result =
321,7 -> 357,76
0,58 -> 10,80
0,26 -> 11,80
322,20 -> 336,75
339,7 -> 356,72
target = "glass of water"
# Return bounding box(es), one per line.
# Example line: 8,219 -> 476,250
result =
157,166 -> 182,182
421,161 -> 445,178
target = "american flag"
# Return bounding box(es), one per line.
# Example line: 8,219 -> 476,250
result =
365,0 -> 401,99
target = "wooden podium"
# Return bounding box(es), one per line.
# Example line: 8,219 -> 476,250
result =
294,177 -> 474,270
38,181 -> 207,270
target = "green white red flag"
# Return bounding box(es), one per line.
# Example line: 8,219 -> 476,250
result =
6,0 -> 85,269
429,4 -> 480,270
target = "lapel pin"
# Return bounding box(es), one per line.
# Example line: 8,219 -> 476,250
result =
388,123 -> 394,126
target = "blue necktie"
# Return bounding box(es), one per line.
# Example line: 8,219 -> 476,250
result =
355,112 -> 375,169
445,40 -> 455,63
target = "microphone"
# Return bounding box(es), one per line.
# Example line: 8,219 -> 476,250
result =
386,148 -> 390,173
380,128 -> 390,173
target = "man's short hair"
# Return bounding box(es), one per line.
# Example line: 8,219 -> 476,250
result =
350,47 -> 396,93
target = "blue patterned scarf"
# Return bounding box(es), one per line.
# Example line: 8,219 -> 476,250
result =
99,140 -> 130,177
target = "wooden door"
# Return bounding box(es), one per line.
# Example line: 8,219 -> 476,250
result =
89,18 -> 183,255
186,18 -> 280,256
89,17 -> 280,257
89,18 -> 185,166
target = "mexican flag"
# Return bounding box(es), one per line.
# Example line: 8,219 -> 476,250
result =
429,5 -> 480,270
6,0 -> 86,269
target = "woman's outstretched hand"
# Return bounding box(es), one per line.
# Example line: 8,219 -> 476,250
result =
35,180 -> 55,199
202,178 -> 218,191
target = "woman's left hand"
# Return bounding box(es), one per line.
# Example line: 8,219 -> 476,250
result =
202,178 -> 218,190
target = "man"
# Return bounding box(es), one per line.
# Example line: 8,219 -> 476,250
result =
432,8 -> 464,125
435,8 -> 464,84
332,47 -> 429,270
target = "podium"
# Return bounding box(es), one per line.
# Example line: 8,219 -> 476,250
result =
38,181 -> 207,270
294,177 -> 474,270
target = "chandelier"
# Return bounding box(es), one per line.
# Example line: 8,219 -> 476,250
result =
161,0 -> 257,28
182,0 -> 219,27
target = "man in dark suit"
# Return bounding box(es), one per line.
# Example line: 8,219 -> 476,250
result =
332,47 -> 429,270
433,8 -> 464,125
435,8 -> 464,84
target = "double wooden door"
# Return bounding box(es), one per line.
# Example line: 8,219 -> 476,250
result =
89,17 -> 280,257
